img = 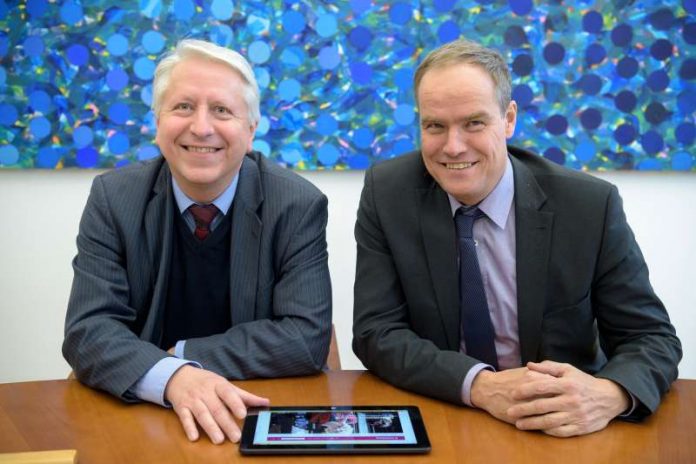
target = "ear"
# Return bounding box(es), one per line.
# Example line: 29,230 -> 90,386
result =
504,100 -> 517,139
246,121 -> 257,153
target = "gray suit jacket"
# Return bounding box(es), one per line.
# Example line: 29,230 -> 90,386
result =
63,152 -> 332,401
353,147 -> 681,420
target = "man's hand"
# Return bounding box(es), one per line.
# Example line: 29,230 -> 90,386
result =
164,365 -> 270,444
506,361 -> 630,437
470,367 -> 555,424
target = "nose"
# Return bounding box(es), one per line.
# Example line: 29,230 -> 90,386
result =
189,108 -> 214,138
442,127 -> 467,157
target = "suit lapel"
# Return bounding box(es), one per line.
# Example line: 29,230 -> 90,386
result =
511,156 -> 553,364
417,180 -> 460,351
228,156 -> 263,325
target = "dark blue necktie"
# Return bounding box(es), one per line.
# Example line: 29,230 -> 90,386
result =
455,206 -> 498,369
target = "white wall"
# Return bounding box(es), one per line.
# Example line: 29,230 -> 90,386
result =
0,168 -> 694,383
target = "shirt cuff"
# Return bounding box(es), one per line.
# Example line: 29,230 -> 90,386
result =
132,357 -> 200,407
461,363 -> 496,407
174,340 -> 186,358
617,390 -> 638,418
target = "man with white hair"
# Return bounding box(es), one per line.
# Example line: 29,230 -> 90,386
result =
64,39 -> 332,444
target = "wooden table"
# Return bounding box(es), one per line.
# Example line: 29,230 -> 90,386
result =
1,371 -> 694,463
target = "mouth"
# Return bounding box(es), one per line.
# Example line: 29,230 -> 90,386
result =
182,145 -> 222,153
444,161 -> 478,170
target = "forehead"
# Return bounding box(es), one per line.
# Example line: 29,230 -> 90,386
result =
418,63 -> 498,115
166,56 -> 246,94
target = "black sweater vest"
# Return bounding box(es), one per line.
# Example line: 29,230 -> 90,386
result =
161,211 -> 232,350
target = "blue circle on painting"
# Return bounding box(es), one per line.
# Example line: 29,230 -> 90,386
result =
438,21 -> 460,43
29,117 -> 51,139
256,116 -> 270,136
390,3 -> 412,25
615,90 -> 637,113
614,123 -> 637,145
575,140 -> 596,163
60,1 -> 83,25
509,0 -> 533,15
641,130 -> 664,154
316,114 -> 338,136
677,90 -> 696,114
685,0 -> 696,14
137,145 -> 160,161
37,147 -> 60,168
107,34 -> 129,57
140,84 -> 153,106
580,108 -> 602,130
684,22 -> 696,45
0,103 -> 17,125
29,90 -> 51,113
24,36 -> 44,57
66,44 -> 89,66
545,114 -> 568,135
393,139 -> 414,155
248,40 -> 271,64
617,57 -> 639,78
210,24 -> 233,46
107,67 -> 129,91
434,0 -> 456,11
637,158 -> 662,170
211,0 -> 233,20
278,79 -> 301,101
255,67 -> 270,89
348,26 -> 372,51
577,74 -> 602,95
353,128 -> 374,149
27,0 -> 48,17
647,70 -> 669,92
512,54 -> 533,76
350,62 -> 373,85
671,151 -> 693,171
543,42 -> 565,64
134,57 -> 155,80
318,144 -> 340,166
504,26 -> 527,47
142,31 -> 165,54
280,46 -> 305,68
394,68 -> 413,91
253,139 -> 271,157
611,24 -> 633,46
76,147 -> 98,167
280,143 -> 303,165
316,14 -> 337,37
394,105 -> 415,126
108,102 -> 130,124
282,10 -> 306,34
139,0 -> 161,18
73,125 -> 93,148
543,147 -> 565,165
351,0 -> 371,15
648,8 -> 674,30
585,43 -> 606,65
347,154 -> 370,169
318,46 -> 340,70
108,132 -> 130,154
676,122 -> 696,145
0,144 -> 19,165
650,39 -> 673,60
582,10 -> 603,33
645,102 -> 669,125
512,84 -> 533,107
173,0 -> 195,20
679,59 -> 696,80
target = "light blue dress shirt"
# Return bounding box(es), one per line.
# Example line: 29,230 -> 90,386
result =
132,173 -> 239,406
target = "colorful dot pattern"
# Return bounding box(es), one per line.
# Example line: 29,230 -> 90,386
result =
0,0 -> 694,170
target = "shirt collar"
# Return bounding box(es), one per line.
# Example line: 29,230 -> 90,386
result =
171,173 -> 239,215
447,155 -> 514,229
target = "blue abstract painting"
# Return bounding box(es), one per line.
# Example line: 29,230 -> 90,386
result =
0,0 -> 694,170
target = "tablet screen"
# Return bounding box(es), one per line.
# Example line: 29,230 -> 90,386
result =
240,406 -> 430,454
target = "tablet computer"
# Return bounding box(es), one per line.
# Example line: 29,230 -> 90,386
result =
239,405 -> 431,455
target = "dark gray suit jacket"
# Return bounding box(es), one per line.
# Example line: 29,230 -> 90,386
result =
63,152 -> 332,401
353,147 -> 681,420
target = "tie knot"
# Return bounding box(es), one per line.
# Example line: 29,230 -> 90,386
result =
189,204 -> 219,240
455,206 -> 485,238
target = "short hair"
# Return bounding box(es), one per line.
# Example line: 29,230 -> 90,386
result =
151,39 -> 260,124
414,39 -> 512,115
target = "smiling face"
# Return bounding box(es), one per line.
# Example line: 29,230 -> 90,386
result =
155,56 -> 256,203
418,62 -> 517,206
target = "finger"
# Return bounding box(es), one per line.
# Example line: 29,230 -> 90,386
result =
507,396 -> 563,420
190,398 -> 226,445
512,378 -> 566,401
174,406 -> 200,442
218,385 -> 250,420
207,398 -> 242,443
526,361 -> 568,377
515,410 -> 568,432
543,423 -> 582,438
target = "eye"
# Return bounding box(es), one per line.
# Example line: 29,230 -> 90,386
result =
213,106 -> 232,116
467,120 -> 485,130
423,121 -> 444,133
173,102 -> 192,111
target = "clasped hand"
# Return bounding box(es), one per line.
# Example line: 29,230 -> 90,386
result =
164,365 -> 270,444
471,361 -> 630,437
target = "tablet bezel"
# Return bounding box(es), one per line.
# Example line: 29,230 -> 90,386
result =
239,405 -> 431,455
